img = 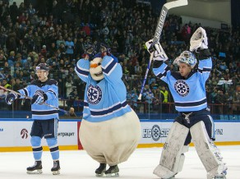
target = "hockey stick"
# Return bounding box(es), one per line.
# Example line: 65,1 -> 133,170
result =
0,85 -> 67,114
138,53 -> 153,100
138,0 -> 188,100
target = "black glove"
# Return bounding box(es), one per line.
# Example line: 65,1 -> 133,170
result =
100,43 -> 111,57
83,45 -> 96,60
32,90 -> 47,105
5,92 -> 19,105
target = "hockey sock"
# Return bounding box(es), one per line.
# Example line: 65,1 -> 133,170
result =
31,136 -> 42,161
46,138 -> 59,160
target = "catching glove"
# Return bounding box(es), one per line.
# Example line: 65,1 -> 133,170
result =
145,39 -> 168,61
190,27 -> 208,52
5,92 -> 19,105
32,90 -> 47,105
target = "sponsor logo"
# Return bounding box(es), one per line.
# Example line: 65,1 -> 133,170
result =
151,125 -> 161,141
20,128 -> 28,139
154,8 -> 166,39
87,84 -> 102,104
58,132 -> 75,137
215,128 -> 223,135
174,80 -> 189,97
142,125 -> 170,141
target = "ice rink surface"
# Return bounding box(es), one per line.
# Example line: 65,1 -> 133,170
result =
0,145 -> 239,179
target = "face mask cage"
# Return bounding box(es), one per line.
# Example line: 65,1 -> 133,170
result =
175,51 -> 197,69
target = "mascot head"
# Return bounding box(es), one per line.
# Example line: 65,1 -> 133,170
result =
89,53 -> 104,81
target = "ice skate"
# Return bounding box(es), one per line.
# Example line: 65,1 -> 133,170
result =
105,165 -> 119,177
26,161 -> 42,174
95,163 -> 106,177
51,160 -> 60,175
213,169 -> 227,179
207,164 -> 227,179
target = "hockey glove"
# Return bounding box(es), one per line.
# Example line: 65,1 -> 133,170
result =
83,45 -> 96,60
145,39 -> 168,61
32,90 -> 47,105
190,27 -> 208,52
5,92 -> 19,105
100,43 -> 111,57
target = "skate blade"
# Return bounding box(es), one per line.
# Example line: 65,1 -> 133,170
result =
105,172 -> 119,177
52,170 -> 60,175
27,169 -> 42,174
96,173 -> 105,177
214,176 -> 226,179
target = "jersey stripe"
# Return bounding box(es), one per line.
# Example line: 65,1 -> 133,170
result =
75,64 -> 89,77
175,98 -> 207,107
90,101 -> 127,116
102,58 -> 117,75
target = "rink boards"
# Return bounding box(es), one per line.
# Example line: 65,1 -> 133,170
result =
0,119 -> 240,152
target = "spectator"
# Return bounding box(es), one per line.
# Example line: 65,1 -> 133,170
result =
65,76 -> 74,98
67,107 -> 77,117
65,37 -> 74,60
233,88 -> 240,114
0,0 -> 239,116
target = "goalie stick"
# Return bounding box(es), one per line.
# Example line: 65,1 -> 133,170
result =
138,0 -> 188,100
0,85 -> 68,114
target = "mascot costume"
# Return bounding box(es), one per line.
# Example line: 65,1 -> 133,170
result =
75,44 -> 141,177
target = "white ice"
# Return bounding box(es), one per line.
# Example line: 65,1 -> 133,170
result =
0,146 -> 239,179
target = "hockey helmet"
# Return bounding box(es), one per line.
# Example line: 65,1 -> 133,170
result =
174,51 -> 197,69
36,63 -> 49,71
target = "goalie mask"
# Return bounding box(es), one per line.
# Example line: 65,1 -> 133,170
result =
174,51 -> 197,69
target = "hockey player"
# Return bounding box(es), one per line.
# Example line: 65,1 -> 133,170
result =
147,27 -> 227,179
75,44 -> 141,177
5,63 -> 60,175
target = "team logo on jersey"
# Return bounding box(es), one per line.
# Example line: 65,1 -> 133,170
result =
174,80 -> 189,97
87,84 -> 102,104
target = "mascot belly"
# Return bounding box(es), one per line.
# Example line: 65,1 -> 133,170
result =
75,52 -> 141,177
80,110 -> 140,165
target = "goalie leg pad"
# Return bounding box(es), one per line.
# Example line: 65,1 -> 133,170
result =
175,145 -> 189,173
190,121 -> 227,179
153,122 -> 189,178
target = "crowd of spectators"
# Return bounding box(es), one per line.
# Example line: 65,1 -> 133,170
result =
0,0 -> 239,115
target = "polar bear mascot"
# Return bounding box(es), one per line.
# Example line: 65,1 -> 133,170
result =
75,44 -> 141,177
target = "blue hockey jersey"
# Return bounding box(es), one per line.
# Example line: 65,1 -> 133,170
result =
75,55 -> 132,122
18,79 -> 59,119
153,57 -> 212,112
